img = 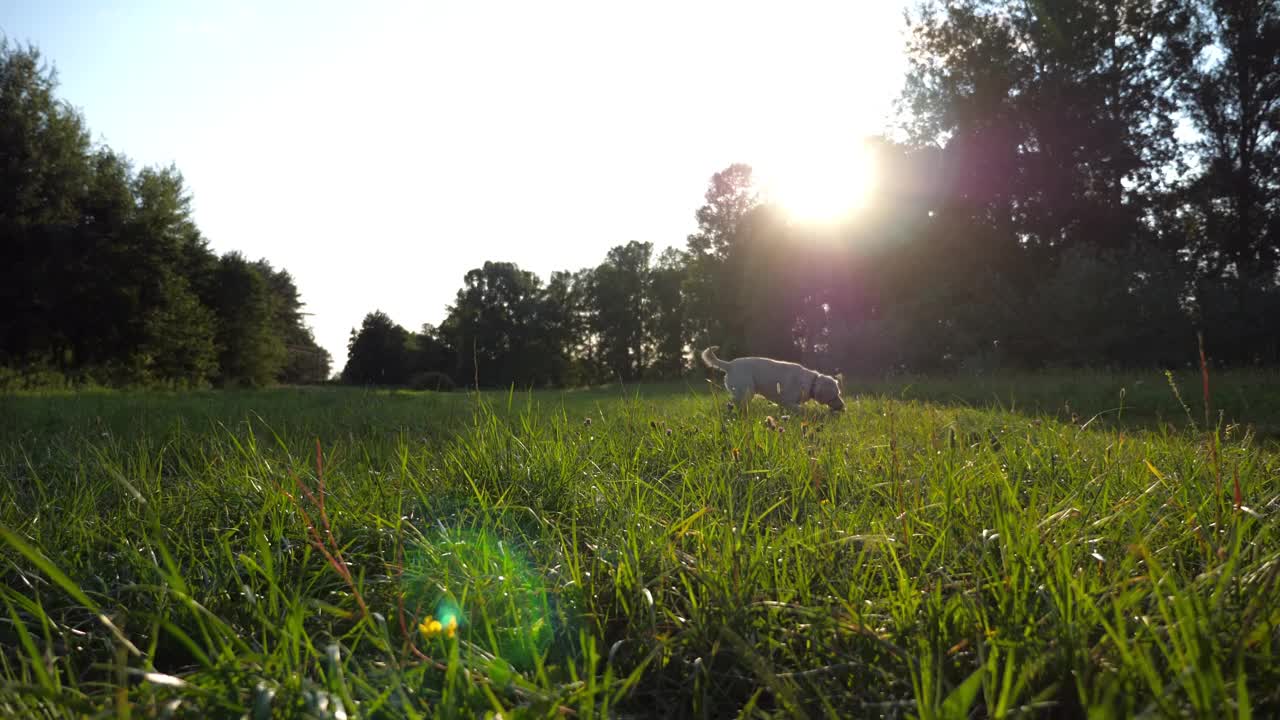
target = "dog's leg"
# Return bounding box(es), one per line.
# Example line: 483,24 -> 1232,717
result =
778,376 -> 804,410
755,380 -> 783,405
729,382 -> 753,415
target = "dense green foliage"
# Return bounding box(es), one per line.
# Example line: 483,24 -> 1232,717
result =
2,374 -> 1279,716
0,41 -> 330,388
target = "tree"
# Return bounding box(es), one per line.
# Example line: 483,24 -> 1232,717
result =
0,39 -> 323,386
119,166 -> 224,383
683,164 -> 758,355
138,275 -> 219,384
342,311 -> 412,385
210,253 -> 286,386
1169,0 -> 1280,282
1162,0 -> 1280,364
568,267 -> 603,383
1034,241 -> 1191,367
438,261 -> 548,388
0,41 -> 88,229
648,247 -> 688,377
252,260 -> 332,383
534,270 -> 587,386
733,205 -> 805,361
280,327 -> 333,384
588,241 -> 652,381
407,323 -> 454,385
904,0 -> 1181,253
0,41 -> 92,366
899,0 -> 1196,368
71,149 -> 140,367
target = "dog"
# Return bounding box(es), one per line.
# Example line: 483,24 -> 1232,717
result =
701,346 -> 845,412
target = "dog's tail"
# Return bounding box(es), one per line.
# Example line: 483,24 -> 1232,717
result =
700,346 -> 730,372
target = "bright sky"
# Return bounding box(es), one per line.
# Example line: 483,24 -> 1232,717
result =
4,1 -> 910,371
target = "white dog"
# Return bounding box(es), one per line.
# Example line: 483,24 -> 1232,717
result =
701,346 -> 845,412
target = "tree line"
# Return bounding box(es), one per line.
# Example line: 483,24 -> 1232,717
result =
5,0 -> 1278,391
341,244 -> 688,389
345,0 -> 1279,388
0,40 -> 331,387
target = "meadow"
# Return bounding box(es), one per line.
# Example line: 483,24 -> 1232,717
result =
2,370 -> 1279,718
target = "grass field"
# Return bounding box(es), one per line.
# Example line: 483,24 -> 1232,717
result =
2,371 -> 1279,718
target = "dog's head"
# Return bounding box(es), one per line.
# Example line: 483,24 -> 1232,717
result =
813,374 -> 845,412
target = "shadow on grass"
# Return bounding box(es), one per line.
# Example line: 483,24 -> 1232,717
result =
841,369 -> 1280,443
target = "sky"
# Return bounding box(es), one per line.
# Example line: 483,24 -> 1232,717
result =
3,0 -> 911,372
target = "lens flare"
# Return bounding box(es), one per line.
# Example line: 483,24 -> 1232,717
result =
402,523 -> 568,671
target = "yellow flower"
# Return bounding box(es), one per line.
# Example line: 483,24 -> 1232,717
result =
418,615 -> 459,640
418,617 -> 443,639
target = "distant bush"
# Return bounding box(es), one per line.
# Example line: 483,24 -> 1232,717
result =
410,371 -> 455,392
0,365 -> 77,392
0,362 -> 221,392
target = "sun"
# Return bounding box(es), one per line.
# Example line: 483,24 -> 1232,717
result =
757,139 -> 877,224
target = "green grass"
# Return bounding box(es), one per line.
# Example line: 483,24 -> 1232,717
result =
1,372 -> 1279,718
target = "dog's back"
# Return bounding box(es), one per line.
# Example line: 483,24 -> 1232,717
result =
703,346 -> 804,373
